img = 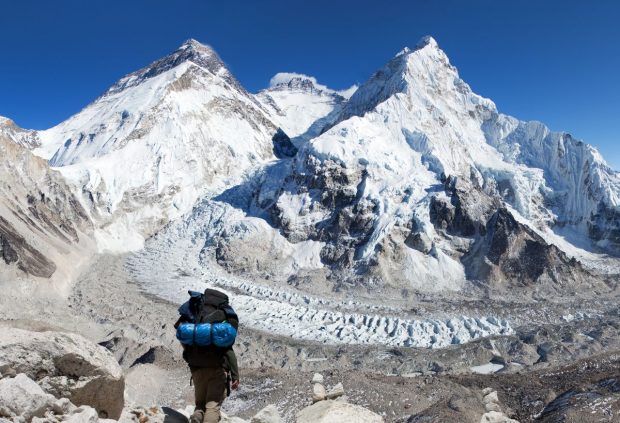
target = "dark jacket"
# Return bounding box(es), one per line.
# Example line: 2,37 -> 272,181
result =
224,348 -> 239,381
183,344 -> 239,381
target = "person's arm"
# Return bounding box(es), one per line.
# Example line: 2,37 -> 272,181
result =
226,349 -> 240,388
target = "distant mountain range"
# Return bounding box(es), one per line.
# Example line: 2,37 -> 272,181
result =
1,36 -> 618,298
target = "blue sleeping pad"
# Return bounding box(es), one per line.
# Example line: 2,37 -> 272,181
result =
176,322 -> 237,347
211,322 -> 237,347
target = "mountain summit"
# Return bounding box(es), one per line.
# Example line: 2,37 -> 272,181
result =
104,38 -> 233,96
32,39 -> 283,251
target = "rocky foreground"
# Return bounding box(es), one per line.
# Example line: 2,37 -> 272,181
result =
6,322 -> 611,423
0,326 -> 392,423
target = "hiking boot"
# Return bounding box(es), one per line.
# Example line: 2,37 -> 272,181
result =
190,410 -> 205,423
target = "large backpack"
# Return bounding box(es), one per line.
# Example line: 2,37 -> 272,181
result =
176,289 -> 239,328
175,288 -> 238,368
197,288 -> 239,329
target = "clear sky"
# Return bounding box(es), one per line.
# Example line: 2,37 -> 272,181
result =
1,0 -> 618,169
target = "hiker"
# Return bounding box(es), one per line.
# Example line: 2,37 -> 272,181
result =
175,288 -> 240,423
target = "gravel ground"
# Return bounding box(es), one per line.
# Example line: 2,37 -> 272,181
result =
2,253 -> 620,422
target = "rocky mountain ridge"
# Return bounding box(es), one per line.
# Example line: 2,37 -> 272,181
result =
2,37 -> 618,292
169,36 -> 619,296
0,135 -> 93,282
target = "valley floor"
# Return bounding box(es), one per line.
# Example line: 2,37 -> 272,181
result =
1,253 -> 620,422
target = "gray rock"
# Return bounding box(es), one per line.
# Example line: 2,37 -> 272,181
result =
480,410 -> 519,423
0,368 -> 15,379
483,391 -> 499,405
312,382 -> 327,402
482,387 -> 495,396
65,407 -> 99,423
325,382 -> 345,399
485,402 -> 502,413
404,232 -> 433,254
296,400 -> 384,423
0,374 -> 53,420
0,327 -> 124,419
221,412 -> 249,423
52,398 -> 77,415
311,373 -> 324,384
250,404 -> 281,423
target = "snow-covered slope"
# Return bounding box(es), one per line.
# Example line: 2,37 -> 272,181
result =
256,73 -> 355,143
200,36 -> 618,295
483,116 -> 620,251
33,39 -> 286,251
0,116 -> 41,149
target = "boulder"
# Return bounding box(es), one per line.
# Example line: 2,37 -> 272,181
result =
480,411 -> 519,423
64,406 -> 99,423
296,400 -> 384,423
312,383 -> 327,402
325,382 -> 345,399
0,374 -> 54,420
251,405 -> 281,423
0,327 -> 124,419
483,391 -> 499,405
221,412 -> 249,423
311,373 -> 324,384
52,397 -> 77,415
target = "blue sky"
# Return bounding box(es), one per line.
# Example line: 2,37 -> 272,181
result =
1,0 -> 619,169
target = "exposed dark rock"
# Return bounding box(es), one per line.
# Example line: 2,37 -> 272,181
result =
465,208 -> 592,290
430,174 -> 499,238
272,128 -> 297,159
588,202 -> 620,256
0,136 -> 93,279
0,216 -> 56,278
404,232 -> 433,254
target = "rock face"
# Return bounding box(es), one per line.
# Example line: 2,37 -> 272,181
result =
0,327 -> 124,419
0,116 -> 40,149
0,216 -> 56,278
296,400 -> 384,423
429,176 -> 598,294
195,36 -> 620,297
0,135 -> 93,280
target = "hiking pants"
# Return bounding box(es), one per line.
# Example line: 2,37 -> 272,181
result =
192,367 -> 227,423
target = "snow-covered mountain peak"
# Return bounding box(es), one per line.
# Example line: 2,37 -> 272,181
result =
179,37 -> 213,52
257,73 -> 355,139
393,36 -> 437,58
0,116 -> 41,149
268,72 -> 336,95
330,33 -> 494,132
415,35 -> 439,49
103,38 -> 235,97
31,40 -> 284,251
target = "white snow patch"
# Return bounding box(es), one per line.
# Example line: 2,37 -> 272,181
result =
470,363 -> 504,374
